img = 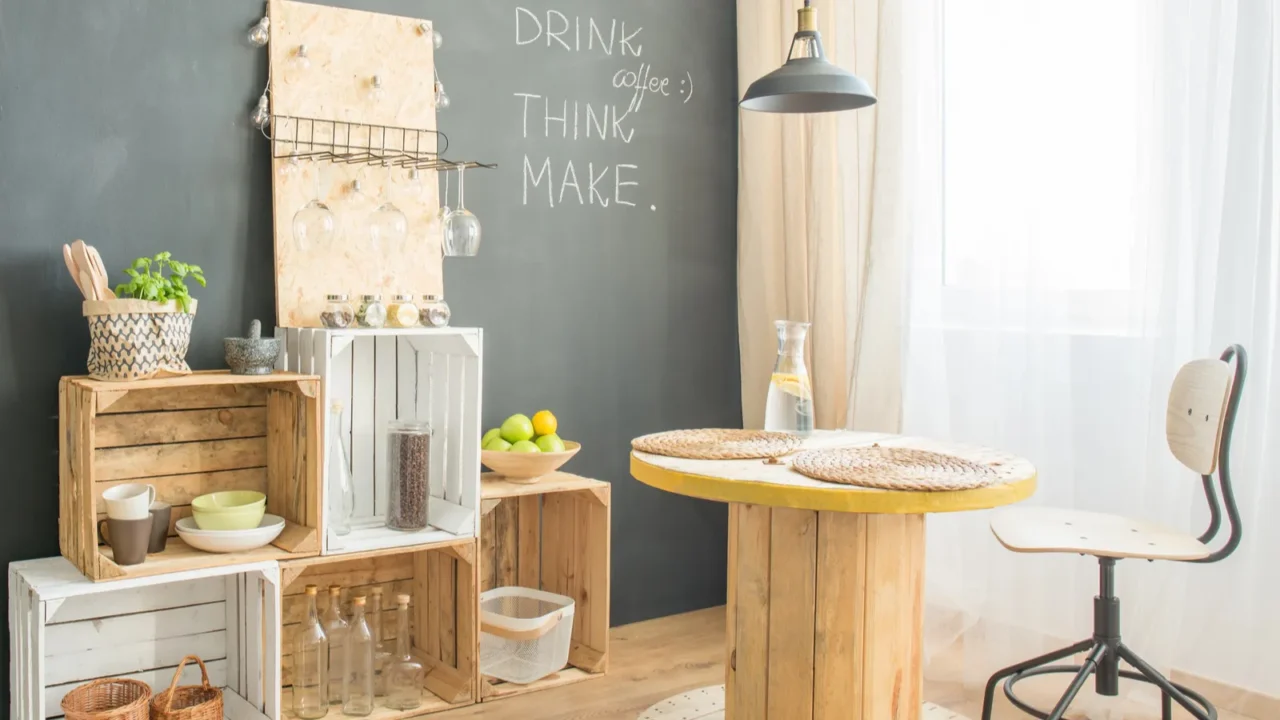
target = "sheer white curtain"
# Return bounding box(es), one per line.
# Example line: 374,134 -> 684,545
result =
896,0 -> 1280,714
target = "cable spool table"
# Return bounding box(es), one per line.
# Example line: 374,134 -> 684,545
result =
630,431 -> 1037,720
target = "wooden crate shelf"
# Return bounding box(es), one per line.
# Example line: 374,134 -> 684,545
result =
478,472 -> 611,701
10,557 -> 282,720
278,537 -> 479,717
58,372 -> 322,582
277,327 -> 483,556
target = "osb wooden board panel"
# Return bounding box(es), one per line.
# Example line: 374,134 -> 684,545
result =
269,0 -> 442,328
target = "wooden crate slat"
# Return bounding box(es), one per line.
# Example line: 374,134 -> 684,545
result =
93,437 -> 268,482
444,355 -> 465,504
93,468 -> 268,515
45,601 -> 225,656
281,552 -> 414,595
427,352 -> 448,503
517,494 -> 541,588
226,574 -> 243,698
94,407 -> 268,448
45,575 -> 231,623
457,353 -> 482,529
96,383 -> 269,414
494,498 -> 518,588
373,335 -> 398,519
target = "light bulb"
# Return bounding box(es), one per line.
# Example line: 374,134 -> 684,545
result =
433,30 -> 443,50
290,44 -> 311,72
434,81 -> 450,110
247,17 -> 270,47
366,75 -> 386,104
250,94 -> 270,130
278,156 -> 301,178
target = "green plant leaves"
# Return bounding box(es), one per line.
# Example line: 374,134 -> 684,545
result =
116,252 -> 207,313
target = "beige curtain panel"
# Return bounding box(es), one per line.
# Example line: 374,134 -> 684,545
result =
736,0 -> 904,432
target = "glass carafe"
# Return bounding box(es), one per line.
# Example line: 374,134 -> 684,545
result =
292,585 -> 329,719
763,320 -> 814,434
322,586 -> 348,706
342,596 -> 375,716
328,404 -> 355,536
385,594 -> 425,710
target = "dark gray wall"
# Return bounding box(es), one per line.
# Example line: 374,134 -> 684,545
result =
0,0 -> 738,701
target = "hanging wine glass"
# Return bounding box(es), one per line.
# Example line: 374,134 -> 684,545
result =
366,162 -> 407,255
438,166 -> 453,226
292,160 -> 335,252
443,163 -> 481,256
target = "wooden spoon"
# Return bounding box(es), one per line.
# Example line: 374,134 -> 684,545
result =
86,245 -> 116,299
70,240 -> 107,302
62,244 -> 90,300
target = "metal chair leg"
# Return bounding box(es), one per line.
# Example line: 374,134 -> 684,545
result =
1117,644 -> 1217,720
1045,643 -> 1108,720
981,639 -> 1094,720
1163,691 -> 1173,720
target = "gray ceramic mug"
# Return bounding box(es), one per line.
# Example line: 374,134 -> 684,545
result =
148,501 -> 172,553
99,517 -> 151,566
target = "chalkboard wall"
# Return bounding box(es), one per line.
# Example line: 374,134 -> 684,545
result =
0,0 -> 738,699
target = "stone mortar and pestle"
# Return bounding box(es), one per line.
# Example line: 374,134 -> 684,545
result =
225,320 -> 280,375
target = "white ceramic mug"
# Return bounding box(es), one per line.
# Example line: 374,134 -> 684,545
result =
102,483 -> 156,520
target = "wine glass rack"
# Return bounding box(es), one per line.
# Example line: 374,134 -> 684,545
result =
268,114 -> 497,171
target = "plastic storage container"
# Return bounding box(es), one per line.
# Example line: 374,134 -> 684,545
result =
479,587 -> 575,685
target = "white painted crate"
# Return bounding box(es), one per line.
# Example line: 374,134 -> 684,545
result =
9,557 -> 281,720
276,327 -> 483,555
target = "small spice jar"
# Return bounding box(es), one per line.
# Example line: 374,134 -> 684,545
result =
357,294 -> 387,328
420,294 -> 451,328
387,294 -> 420,328
386,420 -> 431,531
321,294 -> 355,328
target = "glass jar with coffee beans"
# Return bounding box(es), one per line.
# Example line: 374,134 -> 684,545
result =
321,294 -> 355,328
386,420 -> 431,531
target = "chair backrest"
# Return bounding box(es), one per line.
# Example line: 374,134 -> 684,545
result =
1165,357 -> 1234,475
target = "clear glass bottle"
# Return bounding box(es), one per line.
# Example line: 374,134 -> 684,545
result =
321,294 -> 355,328
386,294 -> 420,328
342,596 -> 375,716
292,585 -> 329,719
328,403 -> 355,536
370,587 -> 392,697
356,295 -> 387,328
385,594 -> 425,710
420,294 -> 451,327
386,420 -> 431,531
763,320 -> 814,435
322,585 -> 349,706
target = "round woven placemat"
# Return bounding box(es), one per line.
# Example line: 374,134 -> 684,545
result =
792,446 -> 1000,491
632,429 -> 803,460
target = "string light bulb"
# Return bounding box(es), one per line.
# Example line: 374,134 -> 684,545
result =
247,17 -> 270,47
366,75 -> 386,104
433,30 -> 444,49
290,44 -> 311,72
250,94 -> 270,130
434,80 -> 450,110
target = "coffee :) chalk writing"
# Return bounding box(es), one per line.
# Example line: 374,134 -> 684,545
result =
514,6 -> 693,210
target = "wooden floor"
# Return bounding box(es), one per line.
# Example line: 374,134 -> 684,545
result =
439,606 -> 1260,720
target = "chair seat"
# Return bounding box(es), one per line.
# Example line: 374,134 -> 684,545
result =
990,506 -> 1211,561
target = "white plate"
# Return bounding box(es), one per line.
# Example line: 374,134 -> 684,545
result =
176,514 -> 286,553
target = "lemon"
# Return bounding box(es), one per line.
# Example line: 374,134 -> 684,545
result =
532,410 -> 558,436
770,373 -> 812,398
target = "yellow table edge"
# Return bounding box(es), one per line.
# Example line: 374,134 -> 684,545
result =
630,452 -> 1037,514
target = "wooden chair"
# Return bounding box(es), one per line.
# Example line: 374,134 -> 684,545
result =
981,345 -> 1247,720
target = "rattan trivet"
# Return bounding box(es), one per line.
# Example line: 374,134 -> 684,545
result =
791,446 -> 1000,491
631,429 -> 803,460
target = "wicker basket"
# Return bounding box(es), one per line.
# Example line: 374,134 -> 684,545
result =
59,677 -> 151,720
150,655 -> 222,720
83,298 -> 196,381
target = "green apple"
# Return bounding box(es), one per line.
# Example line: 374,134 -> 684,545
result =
485,437 -> 512,452
509,439 -> 541,453
481,428 -> 502,447
535,433 -> 566,453
500,414 -> 535,443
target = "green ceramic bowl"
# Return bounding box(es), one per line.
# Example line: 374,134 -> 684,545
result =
191,491 -> 266,531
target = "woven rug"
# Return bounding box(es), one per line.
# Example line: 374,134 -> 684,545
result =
792,445 -> 1000,491
631,429 -> 803,460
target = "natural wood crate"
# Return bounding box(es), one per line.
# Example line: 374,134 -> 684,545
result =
9,556 -> 282,720
278,537 -> 480,718
58,372 -> 322,582
478,473 -> 610,701
276,327 -> 483,556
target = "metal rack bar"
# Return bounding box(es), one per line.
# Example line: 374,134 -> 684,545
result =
267,114 -> 497,170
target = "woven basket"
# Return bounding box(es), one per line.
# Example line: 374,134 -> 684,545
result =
84,298 -> 196,381
151,655 -> 222,720
60,677 -> 151,720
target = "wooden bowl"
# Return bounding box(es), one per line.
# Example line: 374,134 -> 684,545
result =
482,441 -> 581,483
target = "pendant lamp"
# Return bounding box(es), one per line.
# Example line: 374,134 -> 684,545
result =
740,0 -> 876,113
